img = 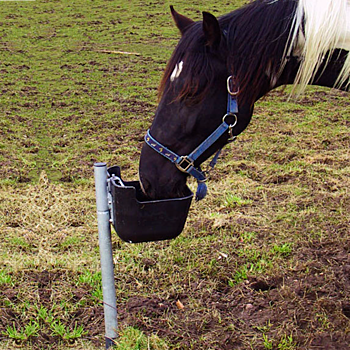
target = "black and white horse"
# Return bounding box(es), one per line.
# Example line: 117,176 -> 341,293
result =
139,0 -> 350,200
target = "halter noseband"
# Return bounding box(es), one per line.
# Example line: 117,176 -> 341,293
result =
144,76 -> 239,201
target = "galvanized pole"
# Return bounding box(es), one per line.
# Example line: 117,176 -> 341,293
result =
94,162 -> 118,349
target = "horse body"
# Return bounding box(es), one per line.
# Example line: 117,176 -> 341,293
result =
139,0 -> 350,200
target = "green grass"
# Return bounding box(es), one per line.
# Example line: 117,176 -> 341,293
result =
113,327 -> 169,350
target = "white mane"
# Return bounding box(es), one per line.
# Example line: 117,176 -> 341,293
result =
287,0 -> 350,94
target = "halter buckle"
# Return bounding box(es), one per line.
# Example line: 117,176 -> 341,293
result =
176,156 -> 194,173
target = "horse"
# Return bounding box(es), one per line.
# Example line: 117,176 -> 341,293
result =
139,0 -> 350,201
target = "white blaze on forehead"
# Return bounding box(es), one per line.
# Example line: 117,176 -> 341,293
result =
170,61 -> 184,82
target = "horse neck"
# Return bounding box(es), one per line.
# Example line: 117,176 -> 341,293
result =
272,49 -> 350,96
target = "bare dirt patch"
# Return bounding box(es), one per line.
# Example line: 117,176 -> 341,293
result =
116,240 -> 350,350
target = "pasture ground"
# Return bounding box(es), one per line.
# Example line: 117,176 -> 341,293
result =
0,0 -> 349,349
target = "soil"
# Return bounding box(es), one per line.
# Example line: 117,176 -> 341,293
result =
1,238 -> 349,349
117,240 -> 350,350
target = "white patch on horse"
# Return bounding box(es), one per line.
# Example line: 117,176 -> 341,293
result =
336,1 -> 350,50
286,0 -> 350,93
265,60 -> 279,88
170,61 -> 184,82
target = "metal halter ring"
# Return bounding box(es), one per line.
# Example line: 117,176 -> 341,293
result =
223,113 -> 238,128
223,113 -> 238,141
227,76 -> 239,96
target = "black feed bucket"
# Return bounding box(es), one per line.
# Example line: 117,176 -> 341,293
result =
107,166 -> 193,243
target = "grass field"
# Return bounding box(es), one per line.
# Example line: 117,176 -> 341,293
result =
0,0 -> 349,349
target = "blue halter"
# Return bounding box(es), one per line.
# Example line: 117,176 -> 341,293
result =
145,76 -> 239,201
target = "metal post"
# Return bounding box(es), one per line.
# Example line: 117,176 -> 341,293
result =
94,162 -> 118,349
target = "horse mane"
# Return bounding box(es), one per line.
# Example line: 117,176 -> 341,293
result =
223,0 -> 299,99
289,0 -> 350,94
159,0 -> 350,102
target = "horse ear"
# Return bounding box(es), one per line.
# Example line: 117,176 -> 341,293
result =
170,5 -> 194,36
202,12 -> 221,49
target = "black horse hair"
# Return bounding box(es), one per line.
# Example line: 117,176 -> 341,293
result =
159,0 -> 299,103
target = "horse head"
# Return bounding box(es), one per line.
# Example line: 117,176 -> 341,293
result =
139,1 -> 350,200
139,8 -> 254,200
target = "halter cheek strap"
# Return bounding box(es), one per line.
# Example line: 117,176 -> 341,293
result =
144,76 -> 239,201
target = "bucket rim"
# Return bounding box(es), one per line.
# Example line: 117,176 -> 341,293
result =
109,176 -> 194,204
